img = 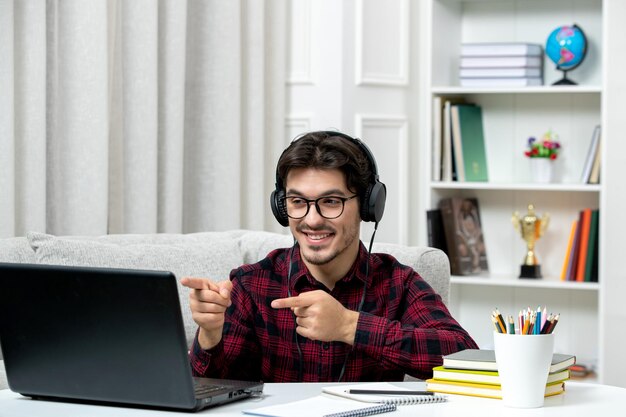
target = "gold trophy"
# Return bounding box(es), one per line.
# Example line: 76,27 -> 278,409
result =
512,204 -> 550,279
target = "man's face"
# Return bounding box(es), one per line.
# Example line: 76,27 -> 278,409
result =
285,167 -> 361,268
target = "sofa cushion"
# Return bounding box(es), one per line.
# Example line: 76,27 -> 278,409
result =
0,237 -> 36,263
238,230 -> 293,264
27,232 -> 243,347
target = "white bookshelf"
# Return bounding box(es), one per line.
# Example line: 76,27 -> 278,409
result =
420,0 -> 614,383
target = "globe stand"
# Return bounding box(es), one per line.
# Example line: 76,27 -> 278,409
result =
552,69 -> 577,86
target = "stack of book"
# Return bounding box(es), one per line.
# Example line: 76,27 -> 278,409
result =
426,349 -> 575,399
459,43 -> 544,87
561,208 -> 600,282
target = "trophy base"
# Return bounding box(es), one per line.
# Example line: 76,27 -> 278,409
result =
520,264 -> 542,279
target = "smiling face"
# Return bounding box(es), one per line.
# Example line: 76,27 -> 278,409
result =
285,167 -> 361,283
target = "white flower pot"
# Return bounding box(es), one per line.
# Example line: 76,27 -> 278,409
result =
530,158 -> 553,183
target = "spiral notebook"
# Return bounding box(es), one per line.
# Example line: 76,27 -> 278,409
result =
244,383 -> 446,417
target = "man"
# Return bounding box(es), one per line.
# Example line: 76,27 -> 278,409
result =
181,131 -> 477,382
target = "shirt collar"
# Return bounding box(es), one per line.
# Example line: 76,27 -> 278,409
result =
288,242 -> 370,292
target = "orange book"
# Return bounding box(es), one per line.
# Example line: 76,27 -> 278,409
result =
575,209 -> 592,282
560,220 -> 577,281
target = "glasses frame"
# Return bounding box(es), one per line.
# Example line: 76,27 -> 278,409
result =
284,195 -> 358,220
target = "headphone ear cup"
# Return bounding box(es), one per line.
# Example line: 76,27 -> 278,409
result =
362,181 -> 386,223
270,189 -> 289,227
360,185 -> 373,222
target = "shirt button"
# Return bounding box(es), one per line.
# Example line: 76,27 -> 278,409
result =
322,343 -> 330,350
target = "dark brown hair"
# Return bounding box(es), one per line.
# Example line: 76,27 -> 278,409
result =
276,131 -> 372,197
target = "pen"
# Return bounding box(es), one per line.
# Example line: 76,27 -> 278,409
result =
347,389 -> 434,395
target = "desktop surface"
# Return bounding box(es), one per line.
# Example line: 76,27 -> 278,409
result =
0,381 -> 624,416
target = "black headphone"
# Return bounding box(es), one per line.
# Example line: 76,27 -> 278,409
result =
270,131 -> 386,227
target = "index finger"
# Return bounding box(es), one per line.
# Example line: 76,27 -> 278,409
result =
180,276 -> 215,291
271,295 -> 311,309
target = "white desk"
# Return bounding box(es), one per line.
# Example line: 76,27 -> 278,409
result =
0,381 -> 624,416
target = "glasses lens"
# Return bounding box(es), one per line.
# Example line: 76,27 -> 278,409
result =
285,197 -> 346,219
285,197 -> 308,219
317,197 -> 344,219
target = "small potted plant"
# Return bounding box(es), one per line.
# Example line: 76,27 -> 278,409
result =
524,130 -> 561,182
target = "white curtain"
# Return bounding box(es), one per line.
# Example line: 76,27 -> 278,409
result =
0,0 -> 287,237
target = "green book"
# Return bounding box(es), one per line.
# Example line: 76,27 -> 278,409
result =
432,366 -> 570,386
456,104 -> 489,182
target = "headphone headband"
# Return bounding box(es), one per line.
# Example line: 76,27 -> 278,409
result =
270,131 -> 386,226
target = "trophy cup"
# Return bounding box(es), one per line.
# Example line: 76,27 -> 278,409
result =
512,204 -> 550,279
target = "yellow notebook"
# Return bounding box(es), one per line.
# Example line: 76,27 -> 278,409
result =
426,379 -> 565,400
432,366 -> 569,386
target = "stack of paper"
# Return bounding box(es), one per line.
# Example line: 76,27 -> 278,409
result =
459,43 -> 544,87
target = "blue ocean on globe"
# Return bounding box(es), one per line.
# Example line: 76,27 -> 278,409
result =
545,25 -> 587,70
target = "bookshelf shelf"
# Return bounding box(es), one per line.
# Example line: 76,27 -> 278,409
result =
430,182 -> 601,192
431,86 -> 602,95
450,275 -> 600,291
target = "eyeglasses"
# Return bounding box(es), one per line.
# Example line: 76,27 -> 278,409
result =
284,195 -> 358,220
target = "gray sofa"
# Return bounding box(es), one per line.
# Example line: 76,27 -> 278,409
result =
0,230 -> 450,390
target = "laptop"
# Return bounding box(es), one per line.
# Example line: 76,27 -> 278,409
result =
0,262 -> 263,411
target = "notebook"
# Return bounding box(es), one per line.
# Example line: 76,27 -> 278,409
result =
245,383 -> 446,417
0,262 -> 263,411
243,396 -> 397,417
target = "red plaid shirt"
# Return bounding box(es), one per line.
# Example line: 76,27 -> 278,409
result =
189,243 -> 477,382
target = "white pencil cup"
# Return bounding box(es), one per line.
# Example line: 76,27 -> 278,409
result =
493,332 -> 554,408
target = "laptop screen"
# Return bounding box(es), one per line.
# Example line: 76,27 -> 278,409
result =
0,263 -> 203,409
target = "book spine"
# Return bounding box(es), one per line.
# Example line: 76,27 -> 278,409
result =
460,56 -> 542,68
584,209 -> 600,282
426,209 -> 449,254
575,209 -> 592,282
442,101 -> 453,182
580,125 -> 601,183
438,198 -> 461,276
588,134 -> 602,184
459,68 -> 542,78
567,218 -> 582,281
461,43 -> 543,57
450,105 -> 465,182
560,220 -> 578,281
457,105 -> 488,182
459,77 -> 543,87
432,96 -> 443,181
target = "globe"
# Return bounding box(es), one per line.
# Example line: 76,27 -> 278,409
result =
545,24 -> 587,85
